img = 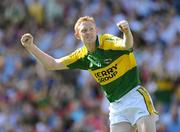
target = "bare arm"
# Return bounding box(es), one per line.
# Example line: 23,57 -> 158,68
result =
21,33 -> 68,70
117,20 -> 133,50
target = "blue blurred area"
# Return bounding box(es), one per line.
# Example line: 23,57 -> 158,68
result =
0,0 -> 180,131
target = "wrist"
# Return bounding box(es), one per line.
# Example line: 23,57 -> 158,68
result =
25,43 -> 35,50
124,29 -> 132,35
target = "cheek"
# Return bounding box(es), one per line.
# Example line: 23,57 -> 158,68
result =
80,34 -> 86,40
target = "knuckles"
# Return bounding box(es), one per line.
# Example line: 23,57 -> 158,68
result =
21,33 -> 33,46
117,20 -> 130,32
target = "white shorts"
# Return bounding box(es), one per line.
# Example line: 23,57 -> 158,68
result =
109,85 -> 159,126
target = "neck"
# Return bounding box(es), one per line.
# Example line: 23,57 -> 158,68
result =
85,42 -> 96,52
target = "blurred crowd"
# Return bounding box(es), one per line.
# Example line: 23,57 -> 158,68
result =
0,0 -> 180,132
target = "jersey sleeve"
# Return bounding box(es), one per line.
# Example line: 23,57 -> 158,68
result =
60,47 -> 88,69
99,34 -> 131,51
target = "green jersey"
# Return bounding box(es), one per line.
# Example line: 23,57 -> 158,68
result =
61,34 -> 141,102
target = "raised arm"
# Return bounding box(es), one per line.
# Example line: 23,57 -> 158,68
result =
20,33 -> 68,70
117,20 -> 133,50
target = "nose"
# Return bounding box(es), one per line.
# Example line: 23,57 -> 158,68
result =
86,29 -> 93,35
86,29 -> 91,34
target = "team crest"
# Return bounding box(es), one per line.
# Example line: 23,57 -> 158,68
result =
104,58 -> 112,64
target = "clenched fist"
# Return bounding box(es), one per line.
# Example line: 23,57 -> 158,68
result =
117,20 -> 130,34
21,33 -> 34,48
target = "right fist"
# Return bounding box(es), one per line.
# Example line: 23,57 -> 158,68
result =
21,33 -> 33,48
116,20 -> 130,34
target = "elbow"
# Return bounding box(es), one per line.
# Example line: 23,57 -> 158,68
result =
46,66 -> 54,71
42,59 -> 67,71
44,59 -> 56,71
44,65 -> 54,71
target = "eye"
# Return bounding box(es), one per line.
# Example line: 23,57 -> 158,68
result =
81,29 -> 87,33
90,27 -> 94,31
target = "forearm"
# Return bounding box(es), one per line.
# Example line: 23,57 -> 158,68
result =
25,44 -> 55,69
122,30 -> 133,49
25,44 -> 67,70
117,20 -> 133,50
21,33 -> 68,70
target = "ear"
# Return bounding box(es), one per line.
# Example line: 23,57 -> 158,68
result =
74,32 -> 80,40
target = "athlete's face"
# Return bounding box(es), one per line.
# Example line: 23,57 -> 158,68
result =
76,21 -> 97,45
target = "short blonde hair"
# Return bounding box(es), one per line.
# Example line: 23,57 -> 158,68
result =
74,16 -> 95,33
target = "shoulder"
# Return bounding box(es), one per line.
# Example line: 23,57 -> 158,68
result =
61,46 -> 88,66
98,34 -> 123,50
69,46 -> 88,58
99,33 -> 120,41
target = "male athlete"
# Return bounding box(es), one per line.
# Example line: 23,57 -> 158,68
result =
21,16 -> 158,132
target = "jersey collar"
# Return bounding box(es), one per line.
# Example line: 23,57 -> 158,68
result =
95,35 -> 100,47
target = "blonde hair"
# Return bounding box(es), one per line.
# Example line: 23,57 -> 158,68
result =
74,16 -> 95,33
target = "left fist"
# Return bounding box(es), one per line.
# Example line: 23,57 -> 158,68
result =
117,20 -> 130,33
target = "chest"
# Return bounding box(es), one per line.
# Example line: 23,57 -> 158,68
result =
82,49 -> 121,70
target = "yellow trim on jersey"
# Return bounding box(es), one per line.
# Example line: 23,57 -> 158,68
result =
89,52 -> 137,85
61,46 -> 88,66
137,87 -> 158,115
99,34 -> 124,50
61,34 -> 125,66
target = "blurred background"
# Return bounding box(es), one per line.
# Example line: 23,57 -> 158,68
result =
0,0 -> 180,132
